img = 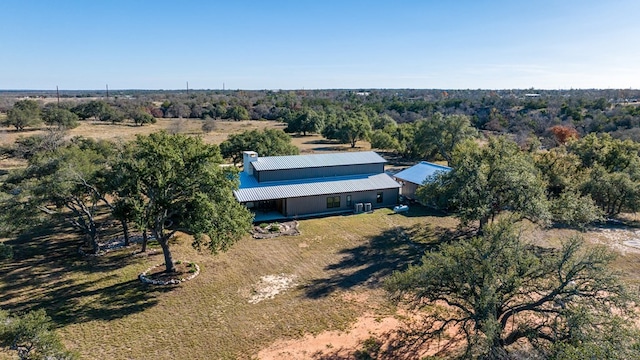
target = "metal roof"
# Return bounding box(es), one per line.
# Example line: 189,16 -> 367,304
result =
251,151 -> 386,172
393,161 -> 452,185
234,172 -> 401,202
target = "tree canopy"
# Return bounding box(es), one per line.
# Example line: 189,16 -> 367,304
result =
285,107 -> 324,135
0,309 -> 78,360
565,133 -> 640,216
42,105 -> 79,129
386,220 -> 638,359
220,128 -> 299,165
414,113 -> 478,164
322,110 -> 371,148
7,138 -> 114,254
418,137 -> 550,231
114,132 -> 253,273
3,99 -> 42,130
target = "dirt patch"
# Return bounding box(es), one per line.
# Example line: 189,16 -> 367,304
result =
256,299 -> 466,360
247,274 -> 298,304
591,228 -> 640,255
257,314 -> 401,360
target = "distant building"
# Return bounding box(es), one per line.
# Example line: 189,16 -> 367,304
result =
234,151 -> 400,221
393,161 -> 452,200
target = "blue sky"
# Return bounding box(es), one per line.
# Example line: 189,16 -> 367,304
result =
1,0 -> 639,90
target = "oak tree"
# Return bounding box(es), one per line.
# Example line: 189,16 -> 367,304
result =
3,100 -> 42,130
418,137 -> 550,231
220,129 -> 299,165
387,220 -> 637,359
6,138 -> 114,254
414,113 -> 478,165
115,132 -> 253,273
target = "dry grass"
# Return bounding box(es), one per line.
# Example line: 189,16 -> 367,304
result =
0,119 -> 371,171
0,119 -> 373,151
0,206 -> 454,360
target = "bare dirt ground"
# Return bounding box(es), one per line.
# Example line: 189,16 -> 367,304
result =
257,313 -> 403,360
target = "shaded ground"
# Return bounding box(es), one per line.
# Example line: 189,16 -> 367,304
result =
0,221 -> 172,326
302,225 -> 427,298
1,207 -> 456,359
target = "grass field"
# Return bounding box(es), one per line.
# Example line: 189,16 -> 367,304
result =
0,206 -> 456,359
0,119 -> 372,171
0,118 -> 372,152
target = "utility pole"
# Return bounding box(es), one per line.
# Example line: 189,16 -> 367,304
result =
56,86 -> 60,105
106,84 -> 109,99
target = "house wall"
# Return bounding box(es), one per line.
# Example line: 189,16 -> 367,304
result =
400,182 -> 420,199
256,163 -> 384,183
284,188 -> 398,217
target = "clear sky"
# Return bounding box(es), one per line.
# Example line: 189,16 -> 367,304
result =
1,0 -> 639,90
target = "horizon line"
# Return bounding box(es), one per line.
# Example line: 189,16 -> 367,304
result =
1,87 -> 639,92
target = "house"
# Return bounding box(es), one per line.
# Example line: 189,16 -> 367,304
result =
234,151 -> 401,221
393,161 -> 452,200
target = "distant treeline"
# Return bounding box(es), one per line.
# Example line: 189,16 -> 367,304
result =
2,88 -> 640,145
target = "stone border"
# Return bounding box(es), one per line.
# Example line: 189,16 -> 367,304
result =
138,261 -> 201,285
252,221 -> 300,239
78,234 -> 155,257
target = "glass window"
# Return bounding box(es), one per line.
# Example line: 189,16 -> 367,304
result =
346,195 -> 352,207
376,192 -> 383,203
327,196 -> 341,209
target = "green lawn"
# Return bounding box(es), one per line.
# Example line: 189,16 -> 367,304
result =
0,206 -> 456,359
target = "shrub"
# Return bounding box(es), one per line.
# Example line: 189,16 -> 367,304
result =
0,243 -> 12,260
201,117 -> 217,133
0,309 -> 78,359
354,336 -> 381,360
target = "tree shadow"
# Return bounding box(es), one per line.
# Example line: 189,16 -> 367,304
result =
389,203 -> 450,218
0,128 -> 41,134
303,223 -> 463,299
0,218 -> 171,326
310,327 -> 463,360
302,218 -> 473,299
301,138 -> 341,145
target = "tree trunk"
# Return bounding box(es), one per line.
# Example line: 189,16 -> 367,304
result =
121,220 -> 130,247
141,230 -> 148,253
89,220 -> 100,254
88,230 -> 99,255
158,236 -> 176,273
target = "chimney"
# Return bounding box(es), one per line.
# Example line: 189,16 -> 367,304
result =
243,151 -> 258,175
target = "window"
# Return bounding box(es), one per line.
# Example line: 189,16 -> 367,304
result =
376,192 -> 383,203
346,195 -> 352,207
327,196 -> 341,209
